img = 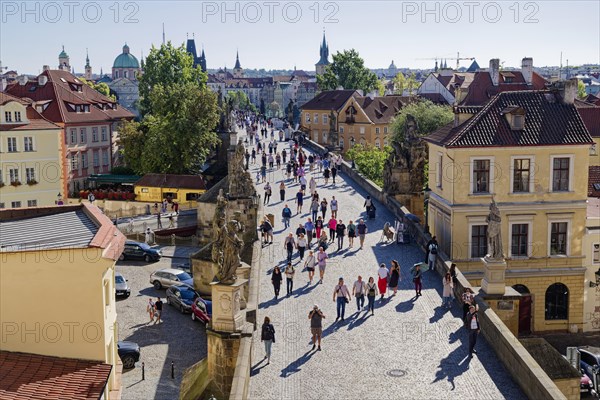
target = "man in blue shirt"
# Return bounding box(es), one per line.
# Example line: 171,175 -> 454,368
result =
304,218 -> 315,248
295,189 -> 304,214
282,204 -> 292,228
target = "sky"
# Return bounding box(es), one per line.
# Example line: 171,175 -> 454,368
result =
1,1 -> 599,75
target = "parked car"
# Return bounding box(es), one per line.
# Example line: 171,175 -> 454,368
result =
119,240 -> 161,263
150,268 -> 193,290
115,272 -> 130,298
191,297 -> 213,325
579,346 -> 600,392
166,285 -> 198,313
580,372 -> 593,395
117,341 -> 140,369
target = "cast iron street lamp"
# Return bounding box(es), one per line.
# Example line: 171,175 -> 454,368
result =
423,186 -> 432,234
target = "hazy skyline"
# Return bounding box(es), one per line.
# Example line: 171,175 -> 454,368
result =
1,1 -> 599,75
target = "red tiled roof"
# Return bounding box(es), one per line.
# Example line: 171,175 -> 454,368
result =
418,92 -> 448,104
354,95 -> 412,124
584,93 -> 600,106
424,90 -> 593,148
301,90 -> 359,111
0,95 -> 62,132
0,92 -> 29,106
0,351 -> 112,400
589,166 -> 600,197
6,69 -> 134,125
135,173 -> 207,190
460,71 -> 547,106
577,107 -> 600,137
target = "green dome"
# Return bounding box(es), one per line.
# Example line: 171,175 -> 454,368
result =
59,46 -> 68,58
113,44 -> 139,69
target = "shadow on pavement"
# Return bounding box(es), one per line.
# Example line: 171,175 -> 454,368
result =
280,350 -> 316,378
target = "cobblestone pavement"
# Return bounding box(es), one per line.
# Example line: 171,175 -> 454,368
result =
246,138 -> 525,400
116,249 -> 207,400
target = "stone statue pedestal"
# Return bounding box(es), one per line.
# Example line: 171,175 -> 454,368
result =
481,257 -> 507,295
210,279 -> 248,333
236,263 -> 251,310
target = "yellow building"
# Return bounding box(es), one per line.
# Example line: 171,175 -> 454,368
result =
582,197 -> 600,332
134,173 -> 207,203
337,95 -> 410,152
0,92 -> 64,208
0,203 -> 126,398
424,84 -> 594,333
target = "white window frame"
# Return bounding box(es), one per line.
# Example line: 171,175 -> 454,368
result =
508,215 -> 534,259
323,114 -> 328,125
11,201 -> 21,208
384,126 -> 388,134
4,111 -> 12,122
339,138 -> 344,148
80,128 -> 87,143
101,126 -> 108,141
359,126 -> 365,134
70,129 -> 77,144
593,243 -> 600,264
322,132 -> 327,143
7,137 -> 17,152
467,216 -> 488,260
339,126 -> 344,134
550,154 -> 574,192
375,139 -> 381,149
436,152 -> 443,189
81,152 -> 88,169
375,127 -> 380,135
510,155 -> 535,194
469,156 -> 495,195
314,113 -> 319,124
25,167 -> 35,183
9,168 -> 19,183
102,150 -> 109,166
23,136 -> 34,152
305,113 -> 310,123
93,150 -> 99,167
547,216 -> 572,257
92,127 -> 98,142
14,111 -> 22,122
70,153 -> 78,171
27,200 -> 37,207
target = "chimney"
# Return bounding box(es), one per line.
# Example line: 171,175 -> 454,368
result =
521,57 -> 533,85
43,65 -> 50,72
38,75 -> 48,86
489,58 -> 500,86
17,75 -> 28,86
561,78 -> 577,104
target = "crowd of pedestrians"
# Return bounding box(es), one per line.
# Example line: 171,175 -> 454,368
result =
236,113 -> 483,366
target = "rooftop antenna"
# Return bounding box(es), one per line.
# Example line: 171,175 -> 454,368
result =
559,51 -> 563,80
162,23 -> 166,45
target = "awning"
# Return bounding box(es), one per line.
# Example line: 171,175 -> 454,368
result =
87,174 -> 141,184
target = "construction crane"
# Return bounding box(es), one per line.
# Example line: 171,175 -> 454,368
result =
416,52 -> 475,70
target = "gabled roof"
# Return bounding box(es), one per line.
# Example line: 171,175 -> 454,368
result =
135,173 -> 207,190
353,95 -> 412,124
0,351 -> 112,400
300,90 -> 359,111
460,70 -> 547,106
424,91 -> 593,148
6,69 -> 134,124
577,107 -> 600,137
0,92 -> 28,106
0,104 -> 62,131
583,93 -> 600,106
466,60 -> 480,72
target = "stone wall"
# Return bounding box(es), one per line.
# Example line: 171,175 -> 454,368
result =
301,138 -> 567,400
179,358 -> 209,400
206,330 -> 241,399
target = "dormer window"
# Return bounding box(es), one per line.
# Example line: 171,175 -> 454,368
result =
502,105 -> 526,131
513,114 -> 524,129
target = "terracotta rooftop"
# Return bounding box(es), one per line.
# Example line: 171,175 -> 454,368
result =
0,351 -> 112,400
135,173 -> 207,190
589,166 -> 600,198
301,90 -> 359,111
424,91 -> 593,148
576,106 -> 600,137
0,101 -> 62,132
353,95 -> 413,124
460,70 -> 547,106
6,69 -> 134,124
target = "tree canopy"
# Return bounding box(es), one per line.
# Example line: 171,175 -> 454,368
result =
119,43 -> 220,174
317,49 -> 379,94
346,144 -> 391,187
80,78 -> 115,101
392,72 -> 419,95
226,91 -> 257,113
391,100 -> 453,141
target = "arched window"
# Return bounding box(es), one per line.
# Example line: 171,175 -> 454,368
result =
313,131 -> 318,142
124,70 -> 128,78
115,70 -> 119,79
512,284 -> 530,294
545,283 -> 568,320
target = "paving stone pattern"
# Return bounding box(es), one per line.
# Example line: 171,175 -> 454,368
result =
246,136 -> 526,400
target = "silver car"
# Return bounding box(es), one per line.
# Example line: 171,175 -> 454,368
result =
115,272 -> 130,297
150,268 -> 193,290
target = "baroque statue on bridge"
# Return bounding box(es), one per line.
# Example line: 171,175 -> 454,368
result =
217,217 -> 245,284
485,198 -> 504,260
228,139 -> 256,198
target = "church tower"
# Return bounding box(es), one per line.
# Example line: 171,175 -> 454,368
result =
200,47 -> 207,73
315,31 -> 330,76
84,49 -> 92,80
233,50 -> 244,78
58,46 -> 70,71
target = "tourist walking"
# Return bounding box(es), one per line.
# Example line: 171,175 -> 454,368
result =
271,266 -> 282,298
156,212 -> 162,229
304,218 -> 314,248
279,181 -> 286,202
261,216 -> 274,245
282,204 -> 292,229
442,272 -> 454,308
320,198 -> 328,220
336,219 -> 346,249
330,196 -> 338,218
264,182 -> 272,205
309,176 -> 317,195
304,250 -> 317,284
365,277 -> 378,315
465,305 -> 480,356
425,235 -> 439,264
146,298 -> 155,323
310,198 -> 319,221
154,297 -> 163,324
364,195 -> 373,213
450,263 -> 458,286
284,233 -> 296,263
412,264 -> 422,296
353,276 -> 366,312
327,217 -> 337,242
282,149 -> 287,163
347,220 -> 356,248
309,305 -> 325,351
261,316 -> 275,365
462,288 -> 475,321
331,165 -> 337,184
427,236 -> 439,272
317,247 -> 328,284
297,233 -> 307,261
377,264 -> 389,300
333,277 -> 351,321
285,262 -> 295,296
295,188 -> 304,214
357,219 -> 368,249
295,223 -> 306,238
323,167 -> 330,184
268,154 -> 274,169
315,216 -> 324,239
276,153 -> 281,169
389,260 -> 401,296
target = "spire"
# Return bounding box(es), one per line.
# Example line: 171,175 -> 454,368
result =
234,50 -> 241,69
317,29 -> 330,66
85,48 -> 90,68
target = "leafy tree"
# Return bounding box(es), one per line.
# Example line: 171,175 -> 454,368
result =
226,91 -> 256,113
346,144 -> 391,187
138,41 -> 207,116
391,100 -> 453,142
577,79 -> 587,99
80,78 -> 116,100
392,72 -> 419,95
317,49 -> 379,94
